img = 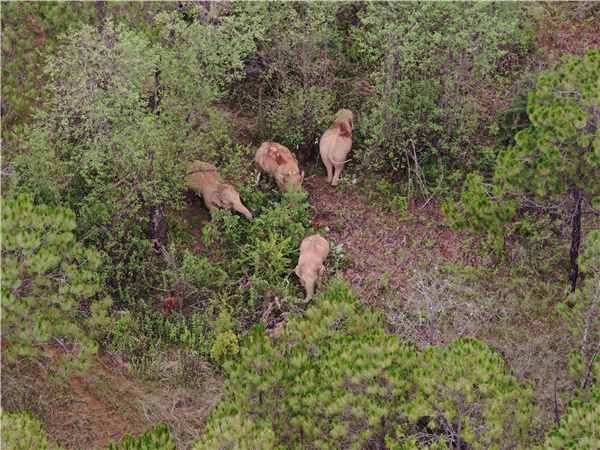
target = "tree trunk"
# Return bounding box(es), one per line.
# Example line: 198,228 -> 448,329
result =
148,204 -> 168,250
137,189 -> 168,250
94,1 -> 106,33
568,188 -> 582,293
153,68 -> 162,114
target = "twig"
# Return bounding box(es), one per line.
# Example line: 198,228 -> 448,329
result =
421,163 -> 444,209
553,376 -> 561,426
583,340 -> 600,390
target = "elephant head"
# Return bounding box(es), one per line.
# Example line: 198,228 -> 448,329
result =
295,260 -> 325,303
188,161 -> 252,220
275,168 -> 305,192
214,183 -> 253,220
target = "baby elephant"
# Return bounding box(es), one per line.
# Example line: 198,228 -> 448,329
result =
319,109 -> 354,186
255,142 -> 304,192
187,161 -> 252,220
295,235 -> 329,303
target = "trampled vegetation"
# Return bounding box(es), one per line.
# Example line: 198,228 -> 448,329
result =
1,2 -> 599,449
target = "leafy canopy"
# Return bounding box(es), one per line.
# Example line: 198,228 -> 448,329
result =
197,281 -> 535,449
445,49 -> 600,243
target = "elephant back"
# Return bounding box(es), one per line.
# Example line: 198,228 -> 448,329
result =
188,160 -> 221,191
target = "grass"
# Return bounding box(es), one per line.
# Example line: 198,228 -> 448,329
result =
1,352 -> 223,449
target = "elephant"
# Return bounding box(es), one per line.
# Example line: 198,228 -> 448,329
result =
187,161 -> 252,220
255,142 -> 304,192
319,109 -> 354,186
295,234 -> 329,303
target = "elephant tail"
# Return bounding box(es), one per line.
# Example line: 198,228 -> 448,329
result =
330,156 -> 352,165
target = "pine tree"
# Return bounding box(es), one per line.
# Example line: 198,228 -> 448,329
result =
0,410 -> 56,450
1,192 -> 111,375
558,230 -> 600,389
540,357 -> 600,449
196,280 -> 535,448
445,50 -> 600,287
404,338 -> 535,449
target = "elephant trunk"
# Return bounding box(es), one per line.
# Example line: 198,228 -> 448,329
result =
235,203 -> 253,220
303,281 -> 315,303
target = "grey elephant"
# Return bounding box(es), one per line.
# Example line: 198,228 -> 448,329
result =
187,161 -> 252,220
319,109 -> 354,186
255,142 -> 304,192
295,234 -> 329,303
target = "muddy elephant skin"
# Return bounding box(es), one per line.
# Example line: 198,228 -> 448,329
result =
295,234 -> 329,303
255,142 -> 304,192
319,109 -> 354,187
187,161 -> 252,220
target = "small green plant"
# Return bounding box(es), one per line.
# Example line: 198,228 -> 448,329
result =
241,231 -> 296,285
331,220 -> 344,233
209,293 -> 240,363
1,410 -> 57,450
107,424 -> 176,450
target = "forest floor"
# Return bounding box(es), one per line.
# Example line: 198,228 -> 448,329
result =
304,170 -> 485,303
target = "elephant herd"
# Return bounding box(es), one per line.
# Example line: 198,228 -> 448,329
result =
187,109 -> 354,302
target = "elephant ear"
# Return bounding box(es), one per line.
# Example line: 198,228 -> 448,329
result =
211,192 -> 225,208
294,265 -> 301,277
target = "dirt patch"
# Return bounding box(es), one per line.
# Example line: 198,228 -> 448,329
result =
303,172 -> 484,304
44,356 -> 148,449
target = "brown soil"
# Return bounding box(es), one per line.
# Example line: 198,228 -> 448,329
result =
44,356 -> 149,449
302,170 -> 484,305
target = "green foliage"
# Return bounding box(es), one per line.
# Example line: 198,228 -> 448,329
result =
194,413 -> 275,450
540,357 -> 600,449
107,424 -> 176,450
210,330 -> 240,364
0,1 -> 97,149
107,306 -> 215,373
198,280 -> 535,448
445,50 -> 600,258
241,231 -> 295,285
203,185 -> 312,281
0,2 -> 183,151
496,49 -> 600,205
407,338 -> 535,449
12,11 -> 256,301
442,171 -> 516,249
224,2 -> 342,147
358,2 -> 530,184
1,192 -> 111,376
494,73 -> 537,147
558,230 -> 600,383
0,410 -> 57,450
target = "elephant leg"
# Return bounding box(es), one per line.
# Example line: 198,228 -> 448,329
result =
331,163 -> 345,187
324,161 -> 333,183
202,193 -> 214,212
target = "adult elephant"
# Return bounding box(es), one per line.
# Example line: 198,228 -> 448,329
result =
319,109 -> 354,187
